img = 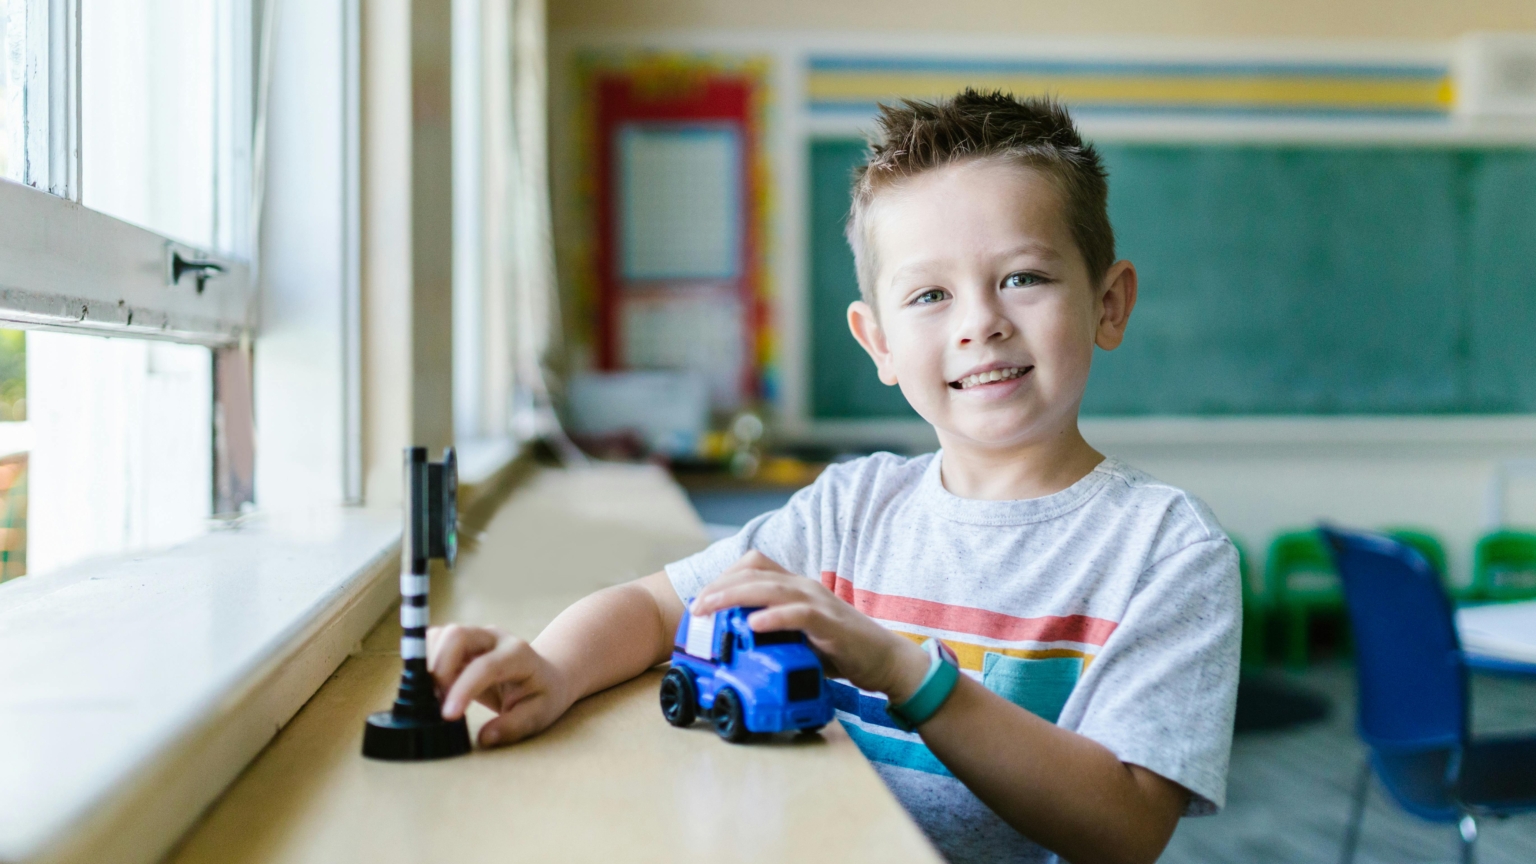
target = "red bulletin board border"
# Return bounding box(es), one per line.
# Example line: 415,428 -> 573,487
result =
587,59 -> 771,405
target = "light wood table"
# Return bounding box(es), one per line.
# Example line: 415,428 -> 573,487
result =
167,464 -> 941,864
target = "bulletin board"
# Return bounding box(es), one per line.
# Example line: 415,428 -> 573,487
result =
810,138 -> 1536,418
575,55 -> 774,412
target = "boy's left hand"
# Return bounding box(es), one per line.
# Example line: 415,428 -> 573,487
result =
691,551 -> 930,703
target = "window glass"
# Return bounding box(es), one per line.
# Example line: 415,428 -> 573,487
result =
0,330 -> 24,583
21,331 -> 212,580
80,0 -> 218,248
0,3 -> 19,182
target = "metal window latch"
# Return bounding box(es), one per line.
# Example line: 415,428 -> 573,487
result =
166,246 -> 226,294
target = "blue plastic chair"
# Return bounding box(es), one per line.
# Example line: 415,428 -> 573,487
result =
1320,526 -> 1536,864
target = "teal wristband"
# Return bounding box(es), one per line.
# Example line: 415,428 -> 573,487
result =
885,638 -> 960,732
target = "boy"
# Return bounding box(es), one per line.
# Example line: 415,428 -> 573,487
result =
428,90 -> 1239,864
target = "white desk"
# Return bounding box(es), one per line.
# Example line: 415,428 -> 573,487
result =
1457,601 -> 1536,671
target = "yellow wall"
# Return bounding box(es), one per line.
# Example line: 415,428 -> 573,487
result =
550,0 -> 1535,39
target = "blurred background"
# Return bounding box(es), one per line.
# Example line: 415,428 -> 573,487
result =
543,3 -> 1536,613
541,4 -> 1536,861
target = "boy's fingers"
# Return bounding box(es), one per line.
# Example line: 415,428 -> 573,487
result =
728,550 -> 788,574
694,569 -> 804,611
746,602 -> 820,634
695,578 -> 809,615
442,640 -> 536,720
426,623 -> 456,670
428,625 -> 496,686
489,678 -> 535,711
700,567 -> 794,593
479,694 -> 551,747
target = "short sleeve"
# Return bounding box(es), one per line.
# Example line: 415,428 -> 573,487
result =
1064,538 -> 1241,815
664,477 -> 829,603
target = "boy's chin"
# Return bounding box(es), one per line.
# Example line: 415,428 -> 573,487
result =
932,416 -> 1056,451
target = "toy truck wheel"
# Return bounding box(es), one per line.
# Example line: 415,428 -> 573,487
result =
797,723 -> 826,736
712,687 -> 750,743
659,667 -> 698,727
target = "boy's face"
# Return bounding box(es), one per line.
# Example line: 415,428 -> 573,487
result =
848,159 -> 1135,453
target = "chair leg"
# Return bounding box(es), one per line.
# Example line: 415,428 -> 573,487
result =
1339,759 -> 1370,864
1458,813 -> 1478,864
1286,607 -> 1309,669
1241,607 -> 1267,666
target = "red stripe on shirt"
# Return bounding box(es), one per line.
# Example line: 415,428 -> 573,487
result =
820,571 -> 1117,646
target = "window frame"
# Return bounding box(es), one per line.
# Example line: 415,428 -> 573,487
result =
0,0 -> 255,347
0,0 -> 554,859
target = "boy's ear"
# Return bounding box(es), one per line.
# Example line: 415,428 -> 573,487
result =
1094,260 -> 1138,351
848,300 -> 899,386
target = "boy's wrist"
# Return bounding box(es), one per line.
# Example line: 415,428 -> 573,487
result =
528,638 -> 583,708
882,636 -> 935,705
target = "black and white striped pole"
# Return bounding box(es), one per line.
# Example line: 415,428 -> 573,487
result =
362,447 -> 472,760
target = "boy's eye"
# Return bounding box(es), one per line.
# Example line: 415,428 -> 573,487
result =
1003,271 -> 1042,288
911,288 -> 948,305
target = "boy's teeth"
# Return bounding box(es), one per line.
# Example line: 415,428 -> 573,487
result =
958,367 -> 1026,389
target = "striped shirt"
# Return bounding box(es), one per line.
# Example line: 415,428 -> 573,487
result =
667,452 -> 1240,864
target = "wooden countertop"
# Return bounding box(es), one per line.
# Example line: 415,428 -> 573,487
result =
166,463 -> 941,864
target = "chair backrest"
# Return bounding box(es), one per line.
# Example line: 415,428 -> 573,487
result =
1473,529 -> 1536,602
1319,526 -> 1467,751
1384,528 -> 1449,584
1268,529 -> 1340,600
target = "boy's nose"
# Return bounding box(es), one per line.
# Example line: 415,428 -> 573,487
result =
954,292 -> 1013,346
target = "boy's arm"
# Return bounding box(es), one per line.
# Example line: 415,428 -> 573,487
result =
695,551 -> 1212,864
914,676 -> 1188,864
531,570 -> 686,699
429,570 -> 685,746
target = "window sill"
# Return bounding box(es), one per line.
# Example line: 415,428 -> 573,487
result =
0,439 -> 525,864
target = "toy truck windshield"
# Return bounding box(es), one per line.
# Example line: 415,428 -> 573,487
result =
681,610 -> 718,660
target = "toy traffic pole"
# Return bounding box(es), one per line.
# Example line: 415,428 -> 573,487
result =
362,446 -> 472,760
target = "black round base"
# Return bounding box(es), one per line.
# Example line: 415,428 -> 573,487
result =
362,711 -> 472,761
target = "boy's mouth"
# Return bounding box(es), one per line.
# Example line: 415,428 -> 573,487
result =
949,365 -> 1034,390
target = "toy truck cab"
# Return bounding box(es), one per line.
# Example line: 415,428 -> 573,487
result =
659,604 -> 835,742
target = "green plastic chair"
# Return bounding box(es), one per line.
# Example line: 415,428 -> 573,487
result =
1268,530 -> 1342,668
1383,528 -> 1463,600
1233,537 -> 1270,667
1471,530 -> 1536,603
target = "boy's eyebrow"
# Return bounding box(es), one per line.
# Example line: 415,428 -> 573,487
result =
885,260 -> 948,285
885,243 -> 1065,284
998,242 -> 1064,262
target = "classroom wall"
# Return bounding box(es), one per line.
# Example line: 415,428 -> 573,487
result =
547,5 -> 1536,591
550,0 -> 1536,40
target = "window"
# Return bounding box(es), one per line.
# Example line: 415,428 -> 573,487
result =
81,0 -> 220,249
0,0 -> 256,580
1,5 -> 16,181
0,3 -> 562,860
0,328 -> 25,582
28,330 -> 212,576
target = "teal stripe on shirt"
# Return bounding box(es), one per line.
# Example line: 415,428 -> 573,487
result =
839,716 -> 954,777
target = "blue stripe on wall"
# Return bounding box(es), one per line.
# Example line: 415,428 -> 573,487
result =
806,102 -> 1452,119
807,56 -> 1449,80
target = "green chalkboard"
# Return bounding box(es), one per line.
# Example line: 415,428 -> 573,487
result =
808,139 -> 1536,418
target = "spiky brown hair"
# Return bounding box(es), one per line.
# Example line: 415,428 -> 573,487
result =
845,89 -> 1114,303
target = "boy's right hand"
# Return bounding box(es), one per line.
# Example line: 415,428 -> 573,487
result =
427,624 -> 576,747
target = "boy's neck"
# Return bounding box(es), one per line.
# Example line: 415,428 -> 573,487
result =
935,423 -> 1105,501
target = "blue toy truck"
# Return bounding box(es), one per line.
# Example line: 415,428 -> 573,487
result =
659,604 -> 835,742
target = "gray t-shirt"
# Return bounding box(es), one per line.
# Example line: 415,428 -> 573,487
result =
666,452 -> 1241,864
